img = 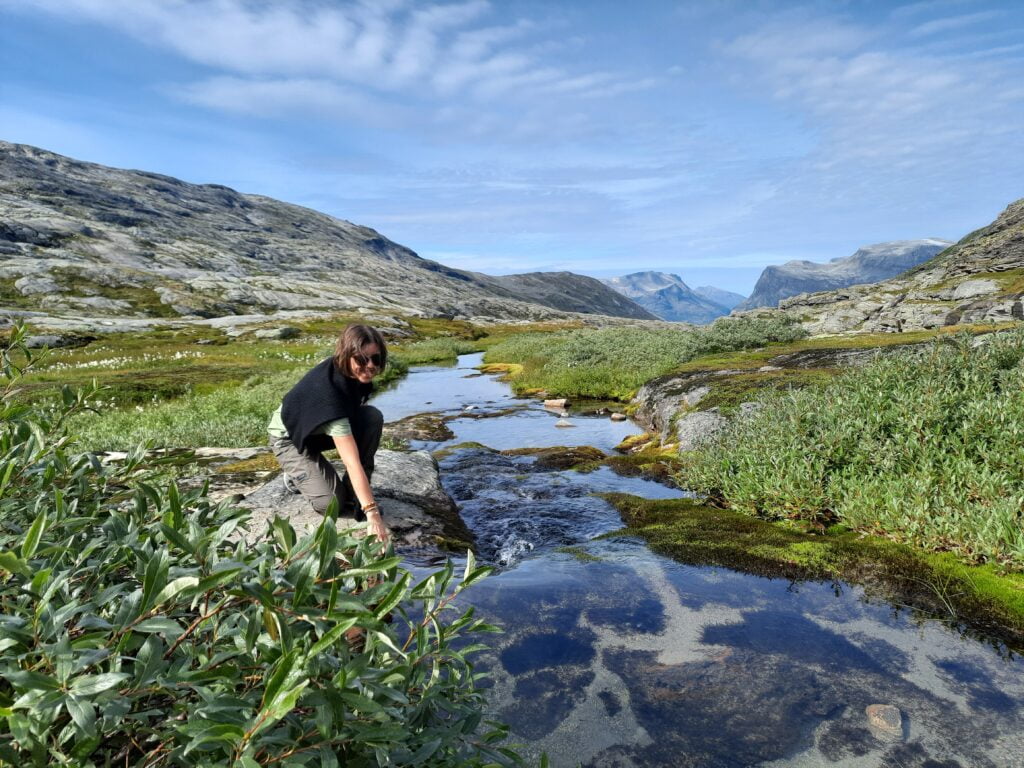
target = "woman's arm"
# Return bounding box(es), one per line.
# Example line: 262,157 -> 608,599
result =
333,434 -> 389,543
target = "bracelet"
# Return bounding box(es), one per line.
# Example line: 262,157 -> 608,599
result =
362,502 -> 380,514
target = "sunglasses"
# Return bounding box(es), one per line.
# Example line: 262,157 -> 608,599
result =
353,352 -> 384,368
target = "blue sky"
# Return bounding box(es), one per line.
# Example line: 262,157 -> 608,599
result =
2,0 -> 1023,295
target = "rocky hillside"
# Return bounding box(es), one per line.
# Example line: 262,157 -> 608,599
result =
735,239 -> 951,311
0,141 -> 651,329
603,271 -> 734,323
475,271 -> 657,320
777,199 -> 1024,334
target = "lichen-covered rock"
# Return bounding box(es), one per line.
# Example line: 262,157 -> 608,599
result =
675,409 -> 728,452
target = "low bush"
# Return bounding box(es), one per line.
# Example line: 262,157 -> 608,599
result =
483,315 -> 806,399
682,330 -> 1024,569
0,326 -> 519,766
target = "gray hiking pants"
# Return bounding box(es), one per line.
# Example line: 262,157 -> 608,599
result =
270,405 -> 384,519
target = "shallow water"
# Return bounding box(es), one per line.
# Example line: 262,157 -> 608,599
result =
382,355 -> 1024,767
373,352 -> 644,453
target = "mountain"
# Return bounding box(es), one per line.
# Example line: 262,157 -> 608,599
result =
603,271 -> 733,324
474,271 -> 657,320
775,199 -> 1024,334
0,141 -> 653,329
735,239 -> 953,311
693,285 -> 746,311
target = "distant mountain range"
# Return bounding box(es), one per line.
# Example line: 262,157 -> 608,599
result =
603,272 -> 745,324
735,239 -> 952,311
0,141 -> 655,330
774,199 -> 1024,334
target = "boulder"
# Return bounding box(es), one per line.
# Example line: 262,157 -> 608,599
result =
952,279 -> 1000,300
15,275 -> 60,295
675,409 -> 727,452
253,326 -> 300,340
554,418 -> 575,428
24,333 -> 90,349
239,449 -> 472,552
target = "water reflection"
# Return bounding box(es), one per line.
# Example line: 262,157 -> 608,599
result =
385,355 -> 1024,767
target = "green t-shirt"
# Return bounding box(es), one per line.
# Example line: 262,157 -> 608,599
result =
267,405 -> 351,440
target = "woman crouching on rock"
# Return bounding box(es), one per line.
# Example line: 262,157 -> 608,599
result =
268,324 -> 389,543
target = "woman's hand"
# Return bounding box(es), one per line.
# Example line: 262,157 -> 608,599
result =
365,508 -> 390,544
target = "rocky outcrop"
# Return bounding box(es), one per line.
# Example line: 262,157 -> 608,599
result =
0,141 -> 654,328
603,271 -> 733,324
735,239 -> 951,311
235,449 -> 473,551
776,199 -> 1024,334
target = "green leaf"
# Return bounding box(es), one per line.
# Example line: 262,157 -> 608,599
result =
20,509 -> 47,559
0,550 -> 31,577
373,572 -> 410,620
153,575 -> 200,607
65,695 -> 97,737
307,617 -> 360,657
4,670 -> 61,692
69,672 -> 128,697
134,618 -> 182,634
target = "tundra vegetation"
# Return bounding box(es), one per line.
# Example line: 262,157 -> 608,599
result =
681,330 -> 1024,571
481,315 -> 807,399
0,326 -> 521,766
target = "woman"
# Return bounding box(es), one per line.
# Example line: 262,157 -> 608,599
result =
268,324 -> 389,543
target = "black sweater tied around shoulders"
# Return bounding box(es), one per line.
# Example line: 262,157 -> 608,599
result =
281,357 -> 374,454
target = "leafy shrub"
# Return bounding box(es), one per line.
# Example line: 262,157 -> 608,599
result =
483,315 -> 806,399
682,330 -> 1024,568
0,327 -> 519,766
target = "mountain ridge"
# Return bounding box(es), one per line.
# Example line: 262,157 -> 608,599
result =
735,239 -> 952,311
0,141 -> 654,328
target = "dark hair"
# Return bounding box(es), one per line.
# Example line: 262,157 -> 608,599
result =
333,324 -> 388,376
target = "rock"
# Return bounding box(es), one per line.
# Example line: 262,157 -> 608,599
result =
14,275 -> 60,295
555,419 -> 575,428
383,413 -> 454,443
865,704 -> 903,736
544,398 -> 569,409
239,449 -> 472,551
952,279 -> 1000,300
254,326 -> 300,340
610,412 -> 627,421
675,409 -> 727,452
23,333 -> 90,349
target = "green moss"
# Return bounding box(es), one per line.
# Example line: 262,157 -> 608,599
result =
604,494 -> 1024,650
555,546 -> 602,563
698,368 -> 837,413
501,445 -> 605,471
215,452 -> 280,473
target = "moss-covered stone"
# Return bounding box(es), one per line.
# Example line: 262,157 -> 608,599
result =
604,494 -> 1024,651
501,445 -> 606,471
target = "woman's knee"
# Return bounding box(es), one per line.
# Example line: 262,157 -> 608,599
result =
358,405 -> 384,434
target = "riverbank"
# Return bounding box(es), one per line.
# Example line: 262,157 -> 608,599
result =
607,495 -> 1024,652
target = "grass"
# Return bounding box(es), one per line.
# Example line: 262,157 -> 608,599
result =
482,315 -> 808,400
680,328 -> 1024,571
605,494 -> 1024,649
22,316 -> 586,450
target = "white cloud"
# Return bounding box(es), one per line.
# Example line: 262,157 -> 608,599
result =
10,0 -> 650,119
909,10 -> 1000,37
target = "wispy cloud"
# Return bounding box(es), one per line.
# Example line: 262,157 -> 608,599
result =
909,10 -> 1001,37
11,0 -> 655,121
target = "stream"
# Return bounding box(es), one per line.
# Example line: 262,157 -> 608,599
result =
373,354 -> 1024,768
